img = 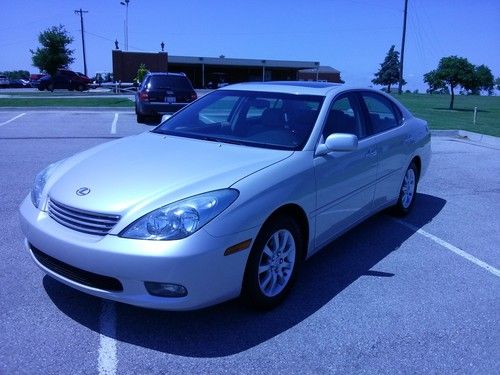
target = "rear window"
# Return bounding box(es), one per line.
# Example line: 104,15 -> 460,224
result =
147,75 -> 192,90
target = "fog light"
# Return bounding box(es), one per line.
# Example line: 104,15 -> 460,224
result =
145,282 -> 188,297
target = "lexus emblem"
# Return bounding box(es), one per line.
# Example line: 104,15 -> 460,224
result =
76,187 -> 91,196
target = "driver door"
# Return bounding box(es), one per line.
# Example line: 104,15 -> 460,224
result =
313,92 -> 378,248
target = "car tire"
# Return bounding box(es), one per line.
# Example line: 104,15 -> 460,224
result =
391,161 -> 419,216
136,114 -> 148,124
242,215 -> 303,309
151,115 -> 162,125
76,84 -> 85,92
37,86 -> 44,91
48,83 -> 54,92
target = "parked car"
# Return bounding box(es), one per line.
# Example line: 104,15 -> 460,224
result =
20,82 -> 431,311
9,79 -> 31,88
37,69 -> 91,91
0,75 -> 9,88
135,72 -> 197,124
30,73 -> 46,87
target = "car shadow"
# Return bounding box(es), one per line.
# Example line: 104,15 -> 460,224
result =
44,193 -> 446,357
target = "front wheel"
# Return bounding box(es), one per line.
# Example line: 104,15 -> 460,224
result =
392,162 -> 418,216
242,216 -> 303,309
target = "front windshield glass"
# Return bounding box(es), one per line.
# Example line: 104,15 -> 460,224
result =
153,90 -> 324,150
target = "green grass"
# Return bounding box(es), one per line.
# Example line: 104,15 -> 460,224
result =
393,93 -> 500,137
0,97 -> 134,107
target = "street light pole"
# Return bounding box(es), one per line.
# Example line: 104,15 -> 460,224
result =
120,0 -> 130,51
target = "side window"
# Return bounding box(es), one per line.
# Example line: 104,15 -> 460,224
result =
322,94 -> 363,140
361,93 -> 400,134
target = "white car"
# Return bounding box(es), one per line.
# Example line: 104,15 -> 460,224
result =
20,82 -> 431,310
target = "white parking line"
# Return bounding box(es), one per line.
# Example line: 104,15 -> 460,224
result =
98,301 -> 118,375
0,112 -> 26,127
395,219 -> 500,278
111,113 -> 119,134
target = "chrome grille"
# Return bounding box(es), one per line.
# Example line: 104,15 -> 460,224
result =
48,199 -> 120,236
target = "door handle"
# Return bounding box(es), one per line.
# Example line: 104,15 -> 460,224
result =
365,148 -> 377,158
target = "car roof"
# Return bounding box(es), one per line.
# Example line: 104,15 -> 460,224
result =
147,72 -> 186,77
220,81 -> 347,95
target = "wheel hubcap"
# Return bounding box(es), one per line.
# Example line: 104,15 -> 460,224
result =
258,229 -> 296,297
401,168 -> 416,209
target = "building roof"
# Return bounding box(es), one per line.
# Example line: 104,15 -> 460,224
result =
168,55 -> 320,69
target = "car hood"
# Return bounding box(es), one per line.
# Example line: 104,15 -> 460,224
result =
48,132 -> 293,215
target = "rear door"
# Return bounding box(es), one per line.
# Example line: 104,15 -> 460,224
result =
358,91 -> 411,208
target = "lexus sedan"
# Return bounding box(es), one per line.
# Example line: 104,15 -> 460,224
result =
20,82 -> 431,311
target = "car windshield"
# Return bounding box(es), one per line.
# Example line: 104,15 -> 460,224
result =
147,75 -> 192,90
153,90 -> 324,150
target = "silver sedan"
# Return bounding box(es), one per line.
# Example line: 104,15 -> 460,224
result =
19,82 -> 431,310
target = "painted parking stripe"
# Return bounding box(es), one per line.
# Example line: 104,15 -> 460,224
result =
98,301 -> 118,375
111,113 -> 118,134
0,112 -> 26,127
395,219 -> 500,278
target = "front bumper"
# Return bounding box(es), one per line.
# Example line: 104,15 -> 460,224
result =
19,196 -> 255,311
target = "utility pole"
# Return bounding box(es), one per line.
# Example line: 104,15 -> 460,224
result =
74,8 -> 89,76
398,0 -> 408,94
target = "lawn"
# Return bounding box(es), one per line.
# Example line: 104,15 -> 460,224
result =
0,97 -> 134,107
393,93 -> 500,137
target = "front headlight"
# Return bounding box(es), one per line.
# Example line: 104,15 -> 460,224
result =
120,189 -> 239,240
31,162 -> 61,209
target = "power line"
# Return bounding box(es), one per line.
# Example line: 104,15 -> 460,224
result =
74,8 -> 89,76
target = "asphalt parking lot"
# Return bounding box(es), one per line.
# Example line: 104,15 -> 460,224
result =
1,109 -> 498,374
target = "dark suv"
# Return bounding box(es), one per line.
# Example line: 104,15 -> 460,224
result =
135,72 -> 197,124
37,69 -> 91,91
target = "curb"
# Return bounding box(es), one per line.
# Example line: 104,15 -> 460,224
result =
431,130 -> 500,147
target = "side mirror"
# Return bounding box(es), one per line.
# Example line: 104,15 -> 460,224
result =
316,133 -> 358,156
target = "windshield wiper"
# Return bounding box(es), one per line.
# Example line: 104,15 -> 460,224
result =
200,136 -> 245,146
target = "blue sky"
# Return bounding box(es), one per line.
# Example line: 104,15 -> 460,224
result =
1,0 -> 499,91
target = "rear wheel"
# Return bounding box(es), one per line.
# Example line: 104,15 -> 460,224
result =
392,161 -> 418,216
151,115 -> 162,125
76,84 -> 85,92
242,215 -> 303,309
136,114 -> 147,123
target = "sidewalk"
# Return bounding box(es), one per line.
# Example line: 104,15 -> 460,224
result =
431,130 -> 500,148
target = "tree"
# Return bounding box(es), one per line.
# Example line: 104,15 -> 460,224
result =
0,70 -> 30,80
423,70 -> 447,94
474,65 -> 494,95
425,56 -> 475,109
134,64 -> 149,84
372,45 -> 405,93
496,77 -> 500,91
30,25 -> 74,78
